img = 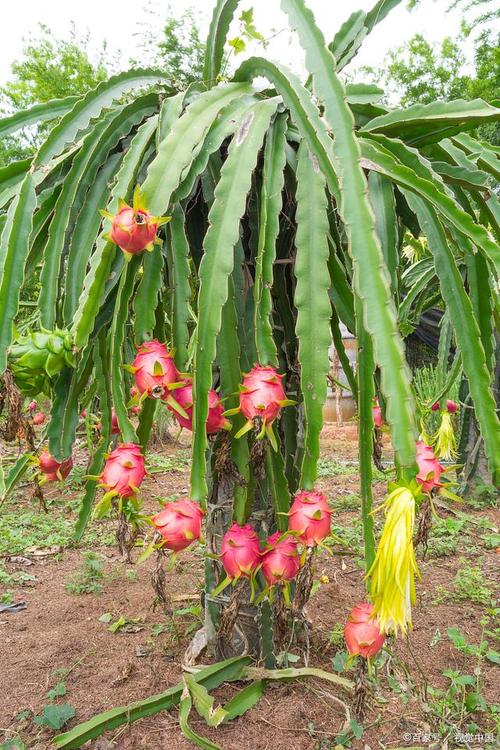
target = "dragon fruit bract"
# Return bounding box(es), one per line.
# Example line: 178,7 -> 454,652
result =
99,443 -> 146,499
152,499 -> 204,552
288,490 -> 332,546
345,602 -> 385,659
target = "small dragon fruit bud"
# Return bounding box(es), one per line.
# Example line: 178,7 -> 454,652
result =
100,185 -> 170,256
27,400 -> 37,412
97,408 -> 120,435
416,441 -> 443,491
32,412 -> 46,426
129,339 -> 180,399
345,602 -> 385,659
431,399 -> 458,413
167,380 -> 230,434
221,523 -> 261,579
152,499 -> 204,552
38,450 -> 73,484
129,386 -> 141,415
372,399 -> 384,428
261,532 -> 301,586
99,443 -> 146,498
80,409 -> 87,419
288,490 -> 332,546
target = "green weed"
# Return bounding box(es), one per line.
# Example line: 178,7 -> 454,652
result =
65,552 -> 105,595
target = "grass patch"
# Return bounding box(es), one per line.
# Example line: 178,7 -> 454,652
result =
65,552 -> 106,595
435,560 -> 495,606
0,494 -> 115,555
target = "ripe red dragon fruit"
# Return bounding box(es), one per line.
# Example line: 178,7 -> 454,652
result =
261,532 -> 301,586
431,399 -> 458,413
38,450 -> 73,484
240,365 -> 287,423
167,380 -> 230,435
221,523 -> 261,579
129,340 -> 180,400
288,490 -> 332,546
101,186 -> 170,256
152,499 -> 204,552
226,364 -> 293,449
99,443 -> 146,498
27,400 -> 37,412
32,412 -> 46,426
416,441 -> 443,492
345,602 -> 385,659
372,399 -> 384,428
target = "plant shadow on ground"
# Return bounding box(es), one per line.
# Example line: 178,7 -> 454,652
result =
0,430 -> 498,750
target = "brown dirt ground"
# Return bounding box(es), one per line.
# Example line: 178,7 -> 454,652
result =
0,423 -> 499,750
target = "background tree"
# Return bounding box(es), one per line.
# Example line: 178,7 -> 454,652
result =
363,30 -> 500,144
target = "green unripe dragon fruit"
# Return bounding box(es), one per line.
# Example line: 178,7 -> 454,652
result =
8,328 -> 76,397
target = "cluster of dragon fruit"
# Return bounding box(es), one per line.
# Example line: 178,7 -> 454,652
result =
6,191 -> 461,656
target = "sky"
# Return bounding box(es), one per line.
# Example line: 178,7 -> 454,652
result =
0,0 -> 482,86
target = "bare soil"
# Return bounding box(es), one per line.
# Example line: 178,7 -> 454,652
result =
0,424 -> 498,750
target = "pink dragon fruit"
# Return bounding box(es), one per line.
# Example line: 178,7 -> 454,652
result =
129,340 -> 180,399
288,490 -> 332,546
261,532 -> 301,586
220,523 -> 261,579
431,399 -> 458,413
38,450 -> 73,484
167,380 -> 230,435
239,365 -> 287,424
99,443 -> 146,498
152,499 -> 204,552
416,441 -> 443,492
32,412 -> 46,426
101,186 -> 170,256
345,602 -> 385,659
226,365 -> 293,449
27,400 -> 37,412
372,399 -> 384,428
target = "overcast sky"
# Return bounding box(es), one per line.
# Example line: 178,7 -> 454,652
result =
0,0 -> 484,86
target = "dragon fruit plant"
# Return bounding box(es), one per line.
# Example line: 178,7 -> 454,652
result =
0,0 -> 498,701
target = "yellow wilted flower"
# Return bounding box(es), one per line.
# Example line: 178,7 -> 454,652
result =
433,410 -> 457,461
367,486 -> 420,636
